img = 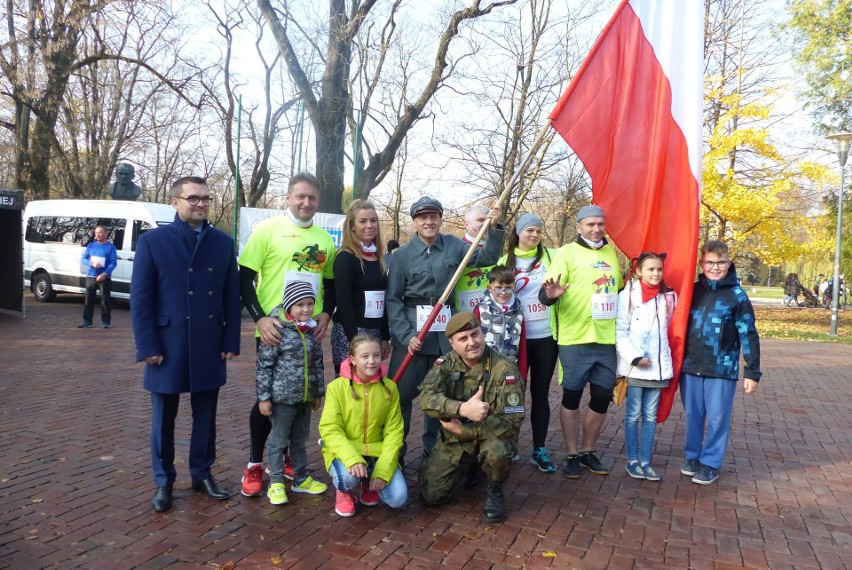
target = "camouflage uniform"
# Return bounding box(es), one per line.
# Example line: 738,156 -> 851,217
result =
418,348 -> 525,505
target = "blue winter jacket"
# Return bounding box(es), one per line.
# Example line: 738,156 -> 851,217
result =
682,264 -> 761,381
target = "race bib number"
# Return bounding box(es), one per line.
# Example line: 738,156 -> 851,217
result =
457,289 -> 484,312
416,304 -> 451,332
591,293 -> 617,320
284,270 -> 320,298
364,290 -> 385,318
523,301 -> 550,321
90,255 -> 105,267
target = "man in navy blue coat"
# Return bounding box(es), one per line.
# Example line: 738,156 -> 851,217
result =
131,176 -> 242,512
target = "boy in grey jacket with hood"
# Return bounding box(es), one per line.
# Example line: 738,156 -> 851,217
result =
257,281 -> 327,505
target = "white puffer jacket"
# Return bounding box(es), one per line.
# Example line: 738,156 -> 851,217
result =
615,280 -> 676,381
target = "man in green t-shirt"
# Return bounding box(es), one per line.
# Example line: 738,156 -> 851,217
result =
237,172 -> 337,497
540,205 -> 623,479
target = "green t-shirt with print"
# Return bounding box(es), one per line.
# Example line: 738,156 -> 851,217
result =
238,216 -> 336,324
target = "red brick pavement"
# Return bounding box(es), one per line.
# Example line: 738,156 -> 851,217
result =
1,294 -> 851,569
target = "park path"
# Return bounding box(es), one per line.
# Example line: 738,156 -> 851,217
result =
1,295 -> 850,569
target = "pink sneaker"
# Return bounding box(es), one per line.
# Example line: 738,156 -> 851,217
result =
335,490 -> 357,517
359,485 -> 380,506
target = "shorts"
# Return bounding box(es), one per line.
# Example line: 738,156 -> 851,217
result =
558,343 -> 617,391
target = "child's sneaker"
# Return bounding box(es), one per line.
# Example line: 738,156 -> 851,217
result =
641,463 -> 661,482
283,454 -> 295,480
625,460 -> 645,479
530,447 -> 556,473
267,482 -> 288,505
335,490 -> 357,517
291,476 -> 328,495
359,485 -> 380,506
691,464 -> 720,485
241,464 -> 264,497
680,459 -> 700,476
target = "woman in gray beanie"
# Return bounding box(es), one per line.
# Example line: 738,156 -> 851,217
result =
499,212 -> 559,473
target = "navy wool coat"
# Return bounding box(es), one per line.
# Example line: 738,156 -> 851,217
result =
131,214 -> 242,394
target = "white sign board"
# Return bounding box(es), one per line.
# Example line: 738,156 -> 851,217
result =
239,207 -> 346,252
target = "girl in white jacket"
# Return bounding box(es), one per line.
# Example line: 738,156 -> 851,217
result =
615,252 -> 677,481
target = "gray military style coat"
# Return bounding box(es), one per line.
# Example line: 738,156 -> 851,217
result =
386,227 -> 505,356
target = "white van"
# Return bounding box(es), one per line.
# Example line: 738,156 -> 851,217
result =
23,200 -> 176,302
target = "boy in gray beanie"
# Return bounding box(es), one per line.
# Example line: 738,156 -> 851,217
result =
256,280 -> 328,505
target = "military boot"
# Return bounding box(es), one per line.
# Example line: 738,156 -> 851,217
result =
482,481 -> 506,522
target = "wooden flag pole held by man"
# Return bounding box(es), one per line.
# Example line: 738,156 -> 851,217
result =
391,121 -> 553,383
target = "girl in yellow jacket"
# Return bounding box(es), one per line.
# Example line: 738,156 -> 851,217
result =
319,334 -> 408,517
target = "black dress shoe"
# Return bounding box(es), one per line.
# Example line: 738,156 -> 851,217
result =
151,486 -> 173,512
191,477 -> 230,500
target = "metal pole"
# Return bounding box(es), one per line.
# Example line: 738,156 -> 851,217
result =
827,133 -> 851,336
830,166 -> 845,336
232,94 -> 242,249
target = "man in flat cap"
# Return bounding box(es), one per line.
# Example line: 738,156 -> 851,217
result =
386,196 -> 505,463
418,312 -> 525,522
539,205 -> 623,479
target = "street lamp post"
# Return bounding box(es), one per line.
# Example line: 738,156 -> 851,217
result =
826,132 -> 852,337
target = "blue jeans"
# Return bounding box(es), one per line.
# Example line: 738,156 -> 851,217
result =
268,402 -> 311,484
623,386 -> 661,464
329,458 -> 408,508
680,373 -> 737,469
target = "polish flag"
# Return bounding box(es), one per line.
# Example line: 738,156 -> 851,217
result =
549,0 -> 702,422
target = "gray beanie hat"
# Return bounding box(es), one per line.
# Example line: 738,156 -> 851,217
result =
576,204 -> 605,223
515,213 -> 543,235
282,281 -> 315,312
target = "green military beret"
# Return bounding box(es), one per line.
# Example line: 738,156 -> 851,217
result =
445,311 -> 480,338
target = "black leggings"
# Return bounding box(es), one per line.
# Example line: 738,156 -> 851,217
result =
250,337 -> 278,463
249,401 -> 272,464
525,336 -> 559,449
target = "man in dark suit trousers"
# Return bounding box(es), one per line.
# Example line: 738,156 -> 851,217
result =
131,176 -> 242,512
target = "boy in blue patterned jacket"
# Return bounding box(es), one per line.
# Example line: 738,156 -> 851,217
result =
257,281 -> 328,505
680,240 -> 761,485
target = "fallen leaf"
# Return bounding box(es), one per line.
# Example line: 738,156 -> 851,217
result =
536,532 -> 547,538
32,498 -> 43,503
269,555 -> 283,564
542,550 -> 557,558
2,478 -> 9,483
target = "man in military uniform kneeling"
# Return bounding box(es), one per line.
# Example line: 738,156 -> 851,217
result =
418,312 -> 525,522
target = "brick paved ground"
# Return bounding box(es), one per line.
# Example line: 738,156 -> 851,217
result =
1,294 -> 851,569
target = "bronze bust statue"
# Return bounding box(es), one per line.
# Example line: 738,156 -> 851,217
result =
107,163 -> 142,201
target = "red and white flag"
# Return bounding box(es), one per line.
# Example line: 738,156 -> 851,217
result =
549,0 -> 702,422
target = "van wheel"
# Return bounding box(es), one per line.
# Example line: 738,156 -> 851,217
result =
32,273 -> 57,302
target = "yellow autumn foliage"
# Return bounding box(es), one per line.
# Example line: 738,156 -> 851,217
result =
701,93 -> 834,266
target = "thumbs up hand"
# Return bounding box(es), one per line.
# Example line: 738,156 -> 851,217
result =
459,385 -> 490,422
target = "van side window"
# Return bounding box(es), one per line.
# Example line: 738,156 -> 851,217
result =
27,216 -> 127,246
94,218 -> 127,249
132,220 -> 155,251
26,216 -> 89,245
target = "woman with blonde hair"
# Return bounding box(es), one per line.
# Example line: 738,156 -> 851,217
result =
331,200 -> 391,373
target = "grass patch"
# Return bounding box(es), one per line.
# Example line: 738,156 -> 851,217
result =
753,305 -> 852,344
743,286 -> 784,299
